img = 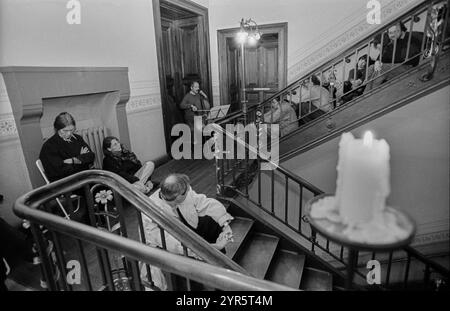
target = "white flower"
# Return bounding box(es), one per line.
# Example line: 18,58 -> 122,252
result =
95,190 -> 113,204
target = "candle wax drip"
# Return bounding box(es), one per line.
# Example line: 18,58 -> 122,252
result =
310,196 -> 410,244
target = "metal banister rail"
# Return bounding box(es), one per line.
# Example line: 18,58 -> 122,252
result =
13,170 -> 295,291
212,111 -> 449,290
16,170 -> 246,274
14,190 -> 294,291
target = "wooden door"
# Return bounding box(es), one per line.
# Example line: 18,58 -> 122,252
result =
243,37 -> 279,105
226,39 -> 240,112
218,23 -> 287,110
161,18 -> 185,139
176,17 -> 211,97
153,0 -> 213,155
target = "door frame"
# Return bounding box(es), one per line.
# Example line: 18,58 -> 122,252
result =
217,22 -> 288,107
152,0 -> 213,155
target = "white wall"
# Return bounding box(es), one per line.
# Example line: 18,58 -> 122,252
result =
283,86 -> 450,246
0,0 -> 166,224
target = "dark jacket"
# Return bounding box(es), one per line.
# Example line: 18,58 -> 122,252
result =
381,31 -> 423,66
179,92 -> 209,128
102,153 -> 142,184
39,133 -> 95,182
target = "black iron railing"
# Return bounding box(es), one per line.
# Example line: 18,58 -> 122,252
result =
215,0 -> 450,141
212,118 -> 449,289
14,170 -> 295,291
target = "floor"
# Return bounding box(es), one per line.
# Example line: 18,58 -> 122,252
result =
5,159 -> 217,291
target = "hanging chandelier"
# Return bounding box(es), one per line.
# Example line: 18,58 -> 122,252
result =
236,18 -> 261,46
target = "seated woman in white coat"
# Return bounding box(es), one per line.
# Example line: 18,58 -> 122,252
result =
140,173 -> 234,290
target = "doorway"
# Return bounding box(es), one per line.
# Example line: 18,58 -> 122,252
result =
217,23 -> 288,112
152,0 -> 213,154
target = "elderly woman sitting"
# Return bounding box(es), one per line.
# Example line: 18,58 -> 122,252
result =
102,136 -> 155,194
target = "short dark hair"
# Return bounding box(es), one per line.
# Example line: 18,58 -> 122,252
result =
399,21 -> 407,32
102,136 -> 119,155
160,173 -> 190,201
389,21 -> 407,33
358,55 -> 367,62
190,81 -> 199,88
53,112 -> 76,131
310,75 -> 321,86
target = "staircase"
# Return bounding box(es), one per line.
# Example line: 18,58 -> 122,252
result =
225,216 -> 333,290
211,0 -> 450,290
12,0 -> 450,291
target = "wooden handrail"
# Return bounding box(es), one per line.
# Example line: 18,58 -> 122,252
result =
15,192 -> 295,291
403,245 -> 450,277
14,170 -> 249,275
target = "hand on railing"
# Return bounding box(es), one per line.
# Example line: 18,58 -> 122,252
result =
374,60 -> 383,72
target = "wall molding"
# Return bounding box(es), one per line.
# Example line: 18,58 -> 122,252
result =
0,114 -> 17,139
126,93 -> 162,113
130,79 -> 160,93
287,0 -> 423,82
412,230 -> 449,246
0,93 -> 163,139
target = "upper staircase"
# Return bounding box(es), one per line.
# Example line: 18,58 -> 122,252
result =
216,0 -> 450,162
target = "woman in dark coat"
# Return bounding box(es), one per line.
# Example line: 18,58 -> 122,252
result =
39,112 -> 95,182
102,136 -> 155,194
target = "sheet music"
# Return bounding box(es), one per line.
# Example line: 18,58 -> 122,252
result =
207,105 -> 230,120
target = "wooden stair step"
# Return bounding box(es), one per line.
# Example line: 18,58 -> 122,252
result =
235,233 -> 279,279
299,267 -> 333,291
225,217 -> 254,259
266,249 -> 306,289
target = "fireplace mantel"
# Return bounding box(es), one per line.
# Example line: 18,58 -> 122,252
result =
0,66 -> 131,188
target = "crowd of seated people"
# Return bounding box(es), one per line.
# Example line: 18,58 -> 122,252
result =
35,112 -> 235,291
262,98 -> 298,138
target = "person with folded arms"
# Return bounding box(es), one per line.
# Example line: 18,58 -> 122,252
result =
39,112 -> 95,182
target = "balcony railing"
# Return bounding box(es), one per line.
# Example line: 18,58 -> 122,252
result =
216,0 -> 450,141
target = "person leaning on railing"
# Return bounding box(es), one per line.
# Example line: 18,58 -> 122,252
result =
139,173 -> 234,290
365,21 -> 423,93
342,55 -> 368,103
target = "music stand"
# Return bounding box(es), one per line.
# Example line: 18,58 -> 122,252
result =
207,105 -> 230,120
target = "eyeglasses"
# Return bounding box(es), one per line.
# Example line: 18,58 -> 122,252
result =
160,186 -> 188,202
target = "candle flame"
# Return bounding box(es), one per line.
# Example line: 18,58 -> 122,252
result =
363,131 -> 374,147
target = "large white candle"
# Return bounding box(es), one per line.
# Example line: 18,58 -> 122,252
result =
335,131 -> 390,225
